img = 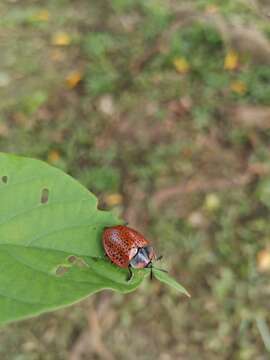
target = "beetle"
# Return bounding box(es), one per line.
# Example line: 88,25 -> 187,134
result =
102,225 -> 162,281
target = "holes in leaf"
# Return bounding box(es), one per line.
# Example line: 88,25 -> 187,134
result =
41,188 -> 49,204
67,255 -> 89,268
1,176 -> 8,184
67,255 -> 77,264
55,265 -> 70,277
54,256 -> 89,277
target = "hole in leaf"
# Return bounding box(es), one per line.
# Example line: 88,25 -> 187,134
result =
41,188 -> 49,204
55,265 -> 70,277
67,255 -> 77,264
2,176 -> 8,184
67,255 -> 89,268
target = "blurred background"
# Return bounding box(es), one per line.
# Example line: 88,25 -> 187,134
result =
1,0 -> 270,359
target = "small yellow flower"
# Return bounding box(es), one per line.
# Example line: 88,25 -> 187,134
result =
224,50 -> 239,71
66,71 -> 82,88
48,150 -> 61,163
204,193 -> 220,212
52,32 -> 71,46
104,193 -> 123,207
230,80 -> 247,95
34,10 -> 50,22
173,57 -> 190,74
257,248 -> 270,272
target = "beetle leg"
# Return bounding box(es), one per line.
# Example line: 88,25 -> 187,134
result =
156,255 -> 163,261
150,267 -> 153,280
126,265 -> 133,282
146,262 -> 154,280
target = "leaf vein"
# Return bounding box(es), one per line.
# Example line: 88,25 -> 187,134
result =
0,198 -> 91,227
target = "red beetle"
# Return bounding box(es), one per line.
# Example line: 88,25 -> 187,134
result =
103,225 -> 161,281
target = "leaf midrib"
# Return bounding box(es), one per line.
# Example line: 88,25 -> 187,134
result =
0,243 -> 135,286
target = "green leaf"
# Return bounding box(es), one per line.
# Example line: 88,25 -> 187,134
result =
152,268 -> 190,297
0,153 -> 146,325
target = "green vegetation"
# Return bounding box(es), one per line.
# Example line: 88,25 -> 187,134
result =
0,153 -> 187,326
0,0 -> 270,358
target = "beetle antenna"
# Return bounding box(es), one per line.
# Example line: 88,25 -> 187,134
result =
151,263 -> 168,274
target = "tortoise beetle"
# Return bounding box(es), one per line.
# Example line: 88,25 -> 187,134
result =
102,225 -> 162,281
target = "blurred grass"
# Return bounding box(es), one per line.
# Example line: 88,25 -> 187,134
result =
1,0 -> 270,359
